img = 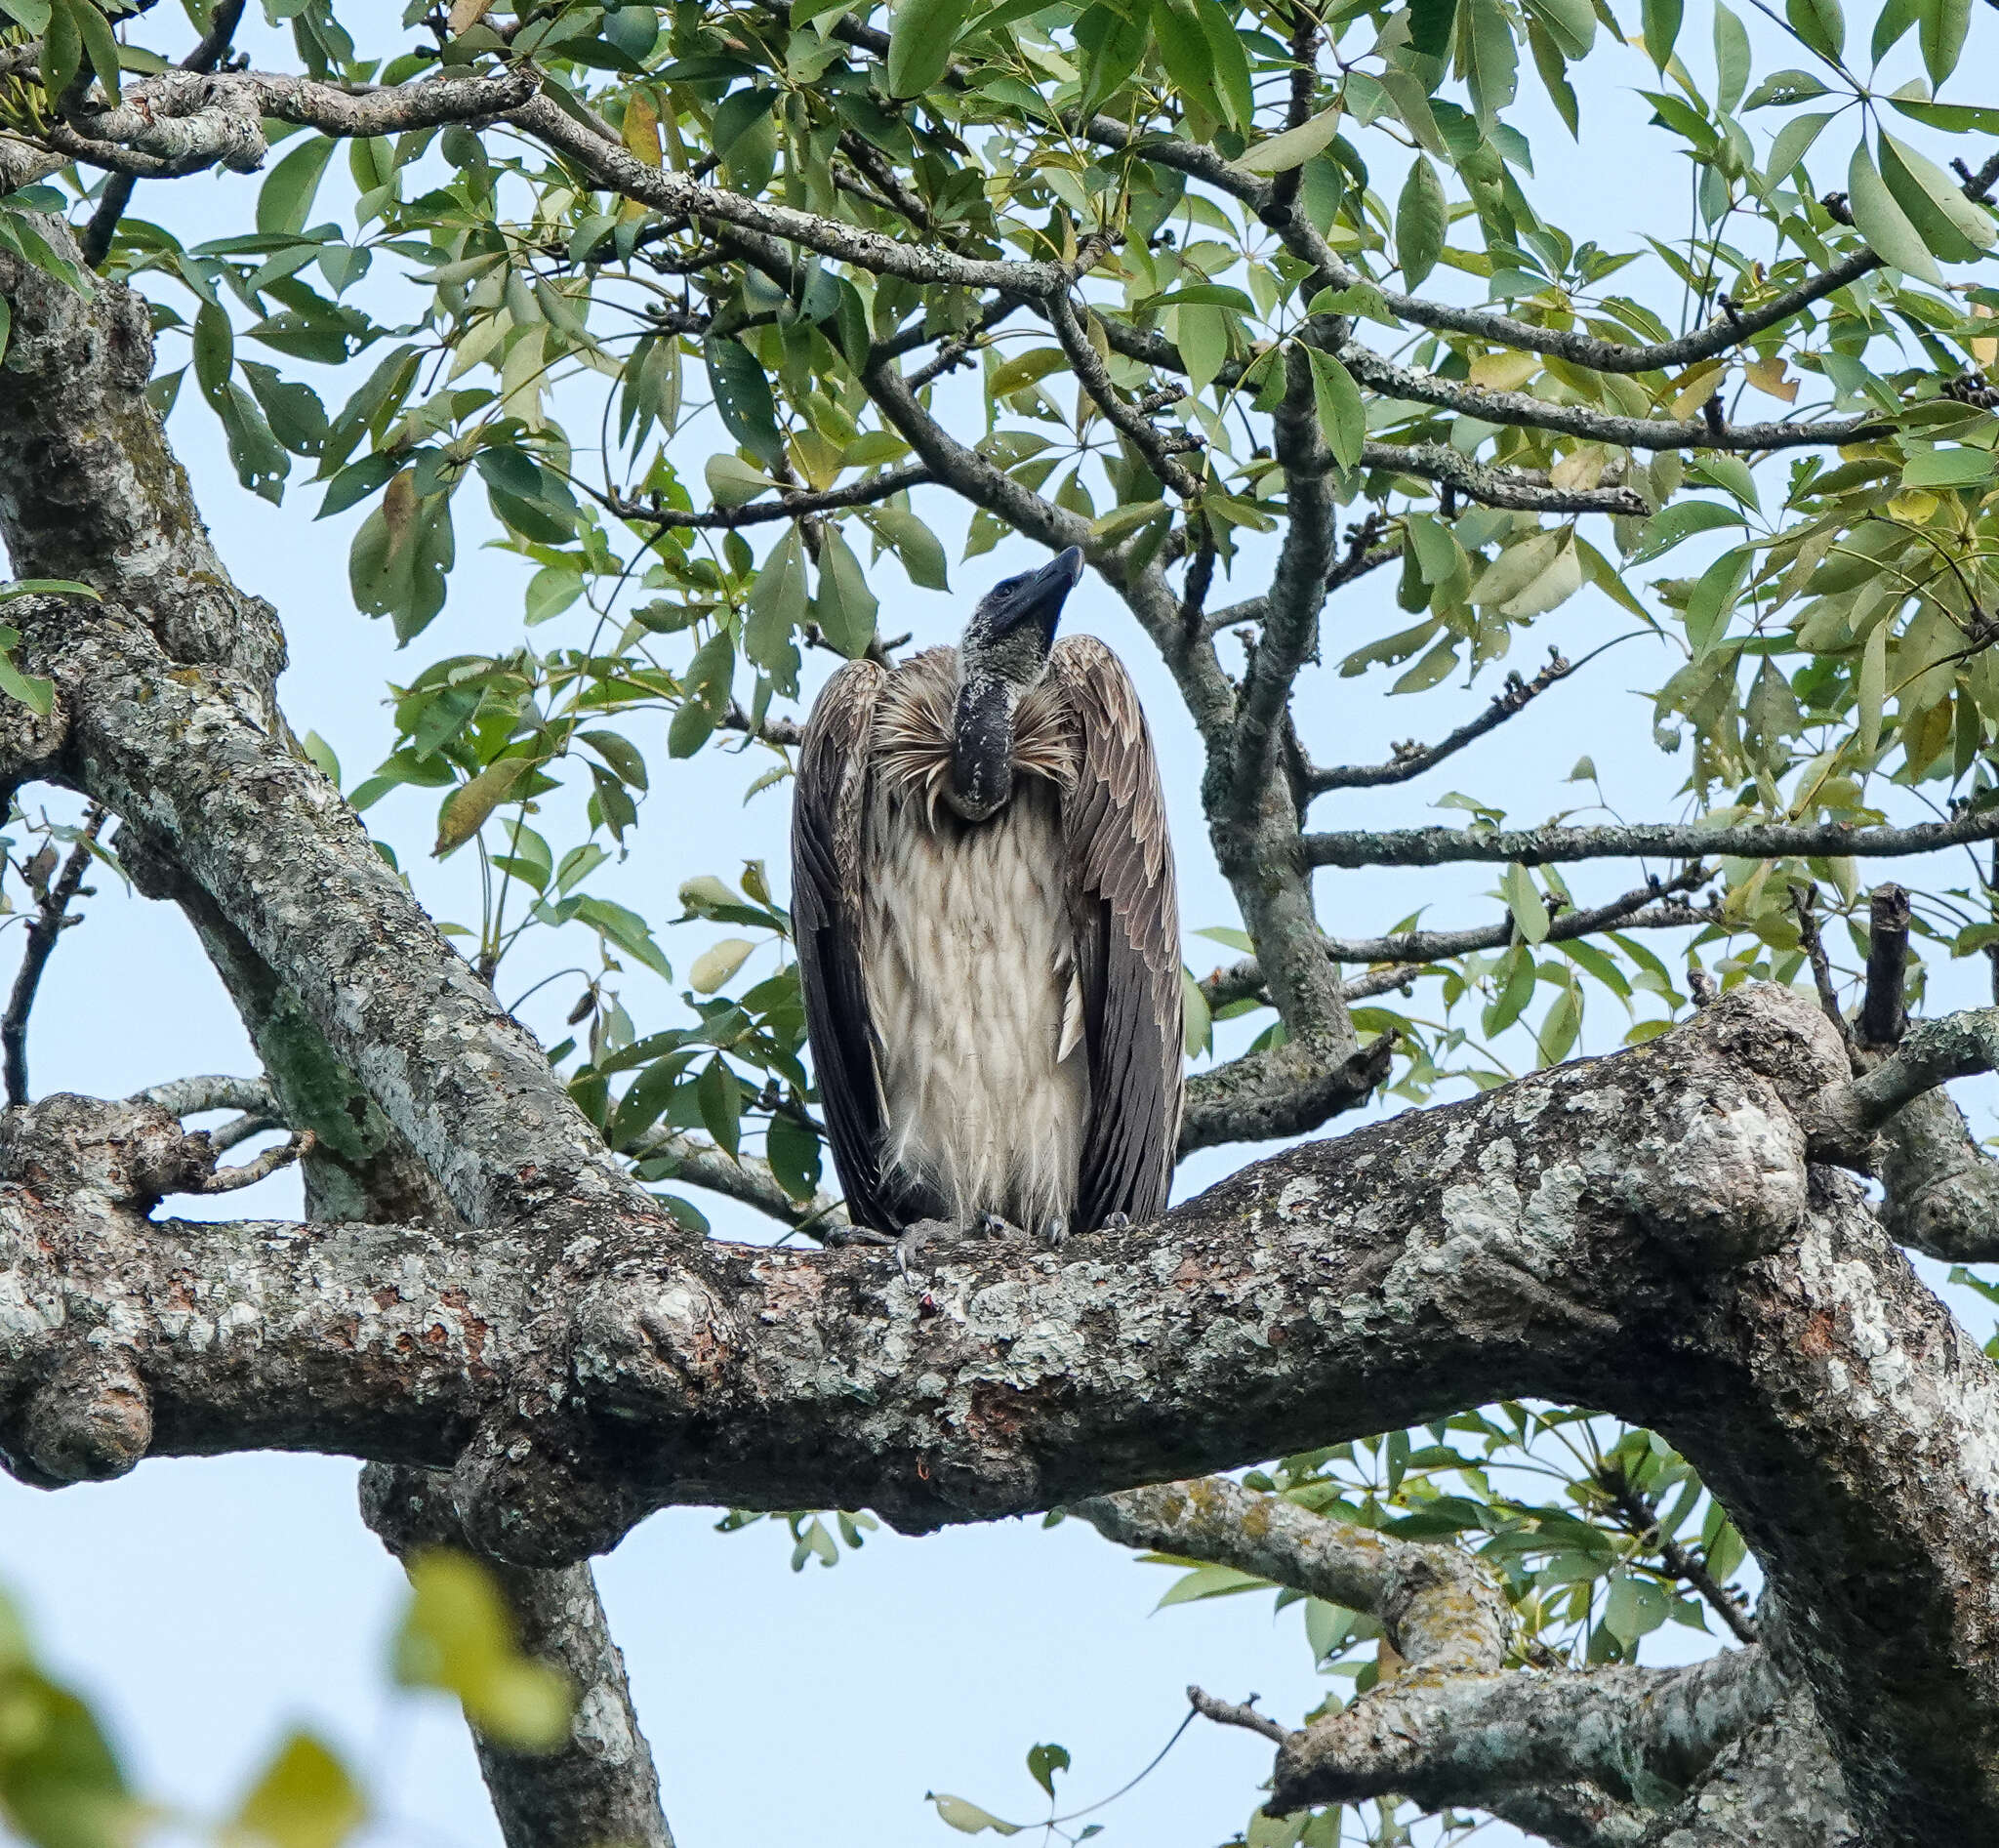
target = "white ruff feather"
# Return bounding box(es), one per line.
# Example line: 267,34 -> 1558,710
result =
860,654 -> 1085,1232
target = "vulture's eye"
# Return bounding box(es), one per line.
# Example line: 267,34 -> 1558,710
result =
994,574 -> 1027,595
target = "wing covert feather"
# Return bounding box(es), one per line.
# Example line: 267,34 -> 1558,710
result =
1049,636 -> 1184,1230
791,659 -> 901,1234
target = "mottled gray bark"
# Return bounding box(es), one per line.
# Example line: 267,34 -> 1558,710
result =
362,1465 -> 673,1848
1874,1086 -> 1999,1261
0,985 -> 1993,1844
0,141 -> 1995,1848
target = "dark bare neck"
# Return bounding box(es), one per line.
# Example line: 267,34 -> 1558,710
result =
948,673 -> 1015,821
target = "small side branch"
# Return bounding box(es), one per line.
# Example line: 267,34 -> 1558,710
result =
1188,1687 -> 1293,1745
1046,292 -> 1202,500
1594,1464 -> 1759,1646
1307,644 -> 1605,795
606,465 -> 933,533
1361,441 -> 1650,516
1202,872 -> 1716,1011
4,808 -> 106,1108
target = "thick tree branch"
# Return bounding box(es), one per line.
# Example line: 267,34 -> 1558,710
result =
1076,1476 -> 1508,1672
362,1464 -> 673,1848
1336,339 -> 1877,451
0,989 -> 1989,1844
1304,807 -> 1999,869
1874,1086 -> 1999,1262
1361,441 -> 1650,515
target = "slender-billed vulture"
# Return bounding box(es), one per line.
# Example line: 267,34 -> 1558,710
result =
791,545 -> 1182,1252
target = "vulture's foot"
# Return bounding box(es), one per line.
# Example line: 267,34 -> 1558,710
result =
975,1211 -> 1011,1239
825,1224 -> 897,1250
891,1216 -> 957,1277
1041,1216 -> 1069,1249
1102,1211 -> 1131,1231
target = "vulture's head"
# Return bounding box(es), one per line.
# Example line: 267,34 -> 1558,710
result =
959,546 -> 1085,691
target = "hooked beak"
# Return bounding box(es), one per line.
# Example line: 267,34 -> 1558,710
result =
993,545 -> 1085,637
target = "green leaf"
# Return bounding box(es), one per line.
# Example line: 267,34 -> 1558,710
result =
69,0 -> 120,104
1233,106 -> 1343,175
1604,1573 -> 1669,1644
1901,446 -> 1996,489
1304,347 -> 1365,469
193,299 -> 234,401
1523,0 -> 1594,59
1764,109 -> 1833,188
1915,0 -> 1968,82
886,0 -> 975,96
1848,140 -> 1943,284
1173,305 -> 1231,395
1407,0 -> 1458,57
745,526 -> 809,695
1395,156 -> 1448,289
1624,499 -> 1743,565
766,1111 -> 822,1201
1857,618 -> 1887,757
704,336 -> 783,471
0,578 -> 98,603
1640,0 -> 1682,68
812,528 -> 878,658
870,505 -> 950,591
1027,1744 -> 1071,1798
1877,131 -> 1995,264
257,136 -> 338,237
0,637 -> 55,717
1712,4 -> 1749,111
40,0 -> 80,107
228,1733 -> 366,1848
1783,0 -> 1844,61
697,1053 -> 742,1160
1503,863 -> 1549,944
1182,965 -> 1212,1057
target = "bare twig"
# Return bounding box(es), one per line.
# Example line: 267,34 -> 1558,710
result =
606,465 -> 932,533
1792,883 -> 1852,1048
1307,641 -> 1627,795
1595,1464 -> 1760,1647
1202,870 -> 1718,1010
4,809 -> 107,1107
193,1129 -> 315,1193
1189,1687 -> 1294,1745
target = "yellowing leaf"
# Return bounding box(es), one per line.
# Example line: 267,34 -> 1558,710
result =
394,1550 -> 573,1751
1742,354 -> 1799,402
227,1733 -> 365,1848
1469,349 -> 1538,391
690,936 -> 756,993
623,90 -> 662,169
434,756 -> 536,857
1857,619 -> 1887,758
447,0 -> 494,30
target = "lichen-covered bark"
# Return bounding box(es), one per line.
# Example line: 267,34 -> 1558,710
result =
361,1464 -> 673,1848
1,990 -> 1993,1843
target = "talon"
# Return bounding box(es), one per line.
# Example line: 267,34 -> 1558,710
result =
1103,1211 -> 1130,1230
1041,1216 -> 1068,1249
976,1211 -> 1009,1239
